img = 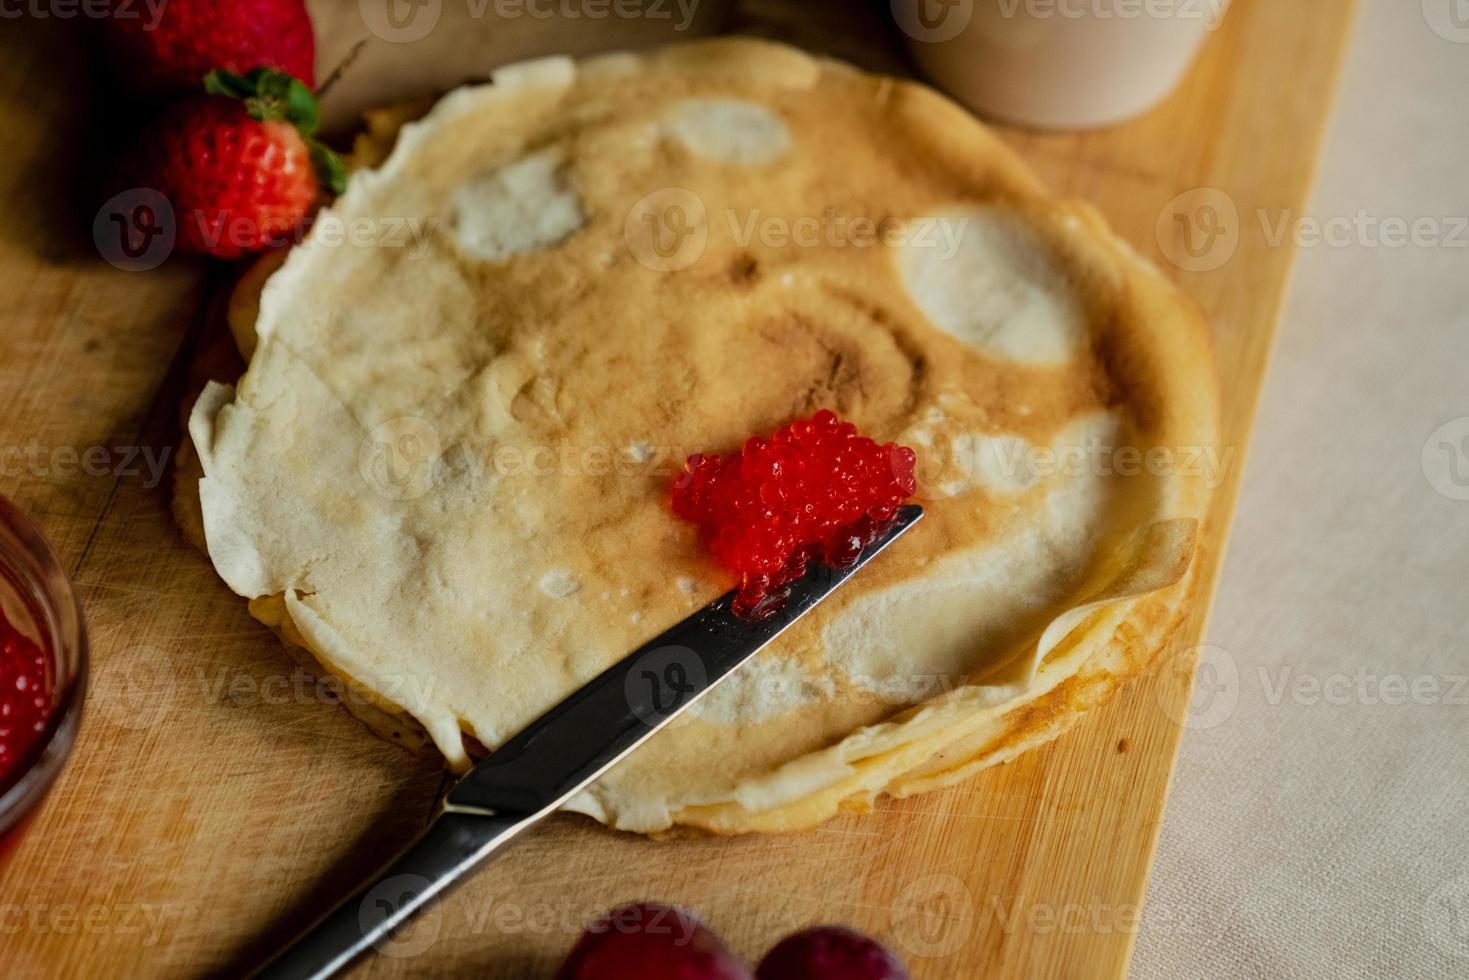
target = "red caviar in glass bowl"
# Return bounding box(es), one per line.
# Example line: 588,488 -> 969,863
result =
672,410 -> 918,617
0,613 -> 52,777
0,495 -> 87,873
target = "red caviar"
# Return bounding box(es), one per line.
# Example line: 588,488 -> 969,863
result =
0,610 -> 52,782
673,410 -> 918,617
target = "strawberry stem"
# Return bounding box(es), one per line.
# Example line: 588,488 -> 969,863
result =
316,39 -> 369,102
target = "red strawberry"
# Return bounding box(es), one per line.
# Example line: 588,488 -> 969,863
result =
111,69 -> 344,260
100,0 -> 316,98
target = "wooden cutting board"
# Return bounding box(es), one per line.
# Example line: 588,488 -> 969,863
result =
0,1 -> 1354,976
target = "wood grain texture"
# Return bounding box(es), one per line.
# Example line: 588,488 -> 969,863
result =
0,1 -> 1353,977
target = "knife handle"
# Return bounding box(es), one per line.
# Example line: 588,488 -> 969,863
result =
251,809 -> 538,980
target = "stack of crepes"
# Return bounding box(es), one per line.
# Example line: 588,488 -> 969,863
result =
176,39 -> 1218,834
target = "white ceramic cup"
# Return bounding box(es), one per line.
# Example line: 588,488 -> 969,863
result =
893,0 -> 1232,130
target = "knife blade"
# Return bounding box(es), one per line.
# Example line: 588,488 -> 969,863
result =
252,504 -> 923,979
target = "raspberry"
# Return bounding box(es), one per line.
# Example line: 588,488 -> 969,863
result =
672,411 -> 918,618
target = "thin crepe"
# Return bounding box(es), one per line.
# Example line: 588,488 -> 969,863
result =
181,39 -> 1217,834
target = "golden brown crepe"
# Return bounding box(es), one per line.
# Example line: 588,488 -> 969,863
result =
178,38 -> 1218,834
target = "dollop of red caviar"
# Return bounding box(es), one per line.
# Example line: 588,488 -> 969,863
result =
672,410 -> 918,618
0,610 -> 52,782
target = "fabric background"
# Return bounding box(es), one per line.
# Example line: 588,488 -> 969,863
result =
1133,1 -> 1469,976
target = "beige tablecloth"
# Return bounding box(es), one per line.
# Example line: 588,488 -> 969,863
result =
1133,1 -> 1469,976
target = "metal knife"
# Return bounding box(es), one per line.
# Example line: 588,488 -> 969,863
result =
252,504 -> 923,979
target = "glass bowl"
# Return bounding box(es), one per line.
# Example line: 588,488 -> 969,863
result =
0,495 -> 88,864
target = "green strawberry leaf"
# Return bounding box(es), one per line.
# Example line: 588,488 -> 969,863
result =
203,69 -> 255,101
309,140 -> 348,196
283,78 -> 320,136
252,69 -> 292,107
